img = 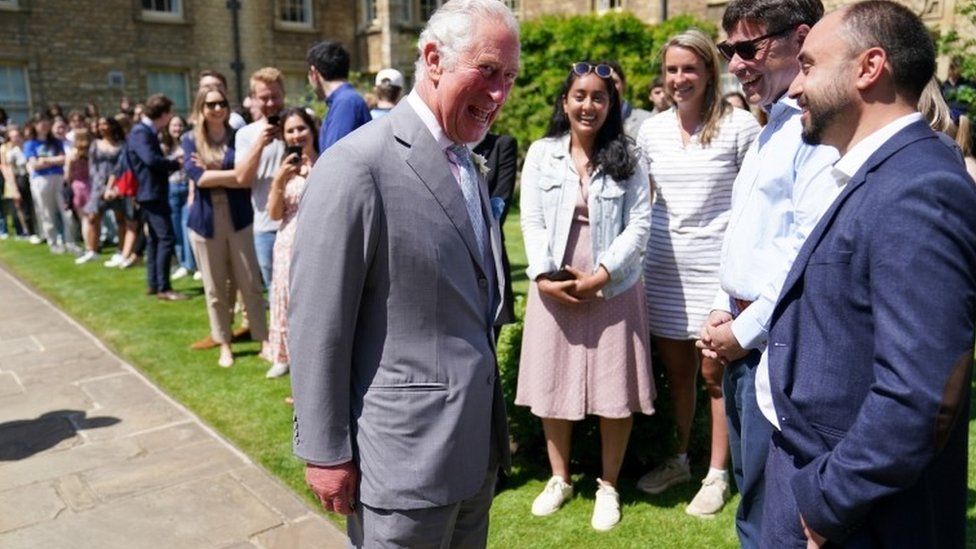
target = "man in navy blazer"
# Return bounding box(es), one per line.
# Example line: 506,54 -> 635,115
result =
762,2 -> 976,546
128,94 -> 183,301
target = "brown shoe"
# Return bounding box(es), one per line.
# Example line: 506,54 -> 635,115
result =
189,334 -> 218,351
231,326 -> 252,342
156,290 -> 188,302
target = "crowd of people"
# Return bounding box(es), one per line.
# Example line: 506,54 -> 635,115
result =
2,0 -> 976,547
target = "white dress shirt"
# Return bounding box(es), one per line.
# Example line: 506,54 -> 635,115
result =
757,111 -> 923,429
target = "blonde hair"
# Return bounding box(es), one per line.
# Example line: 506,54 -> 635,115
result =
249,67 -> 285,94
918,76 -> 955,135
191,86 -> 232,167
73,127 -> 91,160
958,115 -> 973,157
662,29 -> 728,147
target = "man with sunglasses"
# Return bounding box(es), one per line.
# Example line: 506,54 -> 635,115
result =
695,0 -> 839,547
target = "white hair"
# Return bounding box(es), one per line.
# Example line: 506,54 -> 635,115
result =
414,0 -> 519,82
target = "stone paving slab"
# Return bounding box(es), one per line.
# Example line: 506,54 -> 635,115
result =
0,266 -> 345,548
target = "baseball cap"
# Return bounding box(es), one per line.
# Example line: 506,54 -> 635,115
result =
375,68 -> 405,88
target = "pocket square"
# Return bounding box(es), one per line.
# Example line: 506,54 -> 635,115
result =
490,197 -> 506,221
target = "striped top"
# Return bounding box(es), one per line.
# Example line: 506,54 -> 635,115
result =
636,106 -> 760,339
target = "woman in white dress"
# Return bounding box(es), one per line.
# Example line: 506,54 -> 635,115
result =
634,29 -> 760,517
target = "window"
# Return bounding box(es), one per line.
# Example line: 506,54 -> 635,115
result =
279,0 -> 312,25
363,0 -> 378,24
142,0 -> 182,17
146,70 -> 189,116
594,0 -> 621,11
502,0 -> 520,17
419,0 -> 443,21
0,0 -> 19,10
0,64 -> 30,124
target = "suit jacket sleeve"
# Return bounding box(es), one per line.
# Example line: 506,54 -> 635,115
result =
793,171 -> 976,541
130,126 -> 178,175
289,144 -> 379,465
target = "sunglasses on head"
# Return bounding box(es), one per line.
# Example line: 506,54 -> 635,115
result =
204,100 -> 229,110
571,62 -> 614,79
717,27 -> 792,61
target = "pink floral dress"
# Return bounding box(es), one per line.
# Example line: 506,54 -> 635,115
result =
267,173 -> 308,365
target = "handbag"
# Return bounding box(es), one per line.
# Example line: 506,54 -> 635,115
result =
114,145 -> 138,198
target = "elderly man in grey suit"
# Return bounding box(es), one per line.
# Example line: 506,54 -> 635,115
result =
288,0 -> 520,546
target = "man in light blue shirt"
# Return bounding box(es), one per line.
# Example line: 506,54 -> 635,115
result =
695,0 -> 839,547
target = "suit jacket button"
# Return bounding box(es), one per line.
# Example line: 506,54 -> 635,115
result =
478,278 -> 488,288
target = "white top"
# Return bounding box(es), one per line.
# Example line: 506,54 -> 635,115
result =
756,112 -> 923,429
234,121 -> 284,233
637,106 -> 760,339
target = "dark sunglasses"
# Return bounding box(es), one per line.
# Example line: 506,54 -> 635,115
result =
571,62 -> 614,79
717,28 -> 792,61
204,100 -> 229,110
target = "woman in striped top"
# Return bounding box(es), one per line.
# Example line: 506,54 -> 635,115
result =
634,29 -> 760,517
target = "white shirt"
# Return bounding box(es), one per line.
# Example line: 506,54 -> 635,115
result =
234,121 -> 284,233
757,111 -> 923,429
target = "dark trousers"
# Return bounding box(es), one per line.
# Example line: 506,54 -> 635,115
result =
724,349 -> 773,549
140,200 -> 175,293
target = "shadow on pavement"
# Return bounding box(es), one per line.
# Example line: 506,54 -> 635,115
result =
0,409 -> 120,461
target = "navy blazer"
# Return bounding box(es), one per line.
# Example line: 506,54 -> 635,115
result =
473,133 -> 517,326
128,121 -> 180,203
766,120 -> 976,546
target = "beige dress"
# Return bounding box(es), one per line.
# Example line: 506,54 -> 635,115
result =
516,181 -> 655,420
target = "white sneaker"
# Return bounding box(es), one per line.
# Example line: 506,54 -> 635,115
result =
0,233 -> 8,240
265,362 -> 290,378
531,476 -> 573,517
119,255 -> 138,269
172,266 -> 189,280
28,235 -> 43,245
103,253 -> 124,267
685,475 -> 730,518
74,251 -> 97,265
192,270 -> 203,281
66,243 -> 82,255
591,478 -> 621,531
637,457 -> 691,495
49,244 -> 65,255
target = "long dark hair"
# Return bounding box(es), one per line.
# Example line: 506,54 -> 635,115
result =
544,62 -> 637,181
98,116 -> 125,144
278,107 -> 321,155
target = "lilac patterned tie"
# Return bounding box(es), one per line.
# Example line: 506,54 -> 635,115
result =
447,144 -> 487,257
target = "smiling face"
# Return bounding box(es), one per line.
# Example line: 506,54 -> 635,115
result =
52,119 -> 67,140
202,90 -> 229,125
562,72 -> 610,143
167,115 -> 185,139
789,10 -> 855,147
283,113 -> 312,151
665,46 -> 708,112
726,19 -> 804,107
251,80 -> 285,119
423,22 -> 520,143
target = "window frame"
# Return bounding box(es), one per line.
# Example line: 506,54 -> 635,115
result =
0,63 -> 31,125
277,0 -> 314,29
141,0 -> 183,21
145,69 -> 191,117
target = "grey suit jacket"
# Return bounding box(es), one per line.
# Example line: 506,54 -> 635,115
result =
289,100 -> 510,511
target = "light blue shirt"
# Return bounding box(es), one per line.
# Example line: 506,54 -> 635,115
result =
520,134 -> 651,298
713,95 -> 840,350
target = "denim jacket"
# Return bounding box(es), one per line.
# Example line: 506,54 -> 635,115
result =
520,134 -> 650,298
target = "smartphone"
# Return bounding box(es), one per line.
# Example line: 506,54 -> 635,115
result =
546,269 -> 575,282
266,114 -> 280,126
285,145 -> 303,165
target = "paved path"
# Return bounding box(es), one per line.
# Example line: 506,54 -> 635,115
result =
0,266 -> 346,548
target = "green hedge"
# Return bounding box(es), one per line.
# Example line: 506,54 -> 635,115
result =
493,12 -> 717,161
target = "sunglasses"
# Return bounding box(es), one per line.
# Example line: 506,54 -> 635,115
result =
204,100 -> 229,110
571,62 -> 614,79
717,28 -> 792,61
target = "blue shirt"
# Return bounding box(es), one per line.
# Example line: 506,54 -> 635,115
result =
182,132 -> 253,238
23,138 -> 65,177
319,82 -> 372,152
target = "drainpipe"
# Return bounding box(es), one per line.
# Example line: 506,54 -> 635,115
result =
660,0 -> 668,22
227,0 -> 245,105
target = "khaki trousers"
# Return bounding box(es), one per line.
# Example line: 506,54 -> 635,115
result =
190,190 -> 267,344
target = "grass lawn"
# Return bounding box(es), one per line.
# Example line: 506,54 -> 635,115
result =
1,208 -> 973,548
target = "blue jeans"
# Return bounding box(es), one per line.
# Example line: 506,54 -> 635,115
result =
168,183 -> 196,271
723,349 -> 773,549
253,229 -> 277,288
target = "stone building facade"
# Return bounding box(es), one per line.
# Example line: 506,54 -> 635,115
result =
0,0 -> 971,123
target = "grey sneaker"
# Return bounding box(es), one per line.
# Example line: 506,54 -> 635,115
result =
685,475 -> 730,517
531,476 -> 573,516
636,457 -> 691,495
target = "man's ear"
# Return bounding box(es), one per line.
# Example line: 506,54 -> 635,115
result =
793,24 -> 811,47
854,47 -> 886,91
423,43 -> 443,84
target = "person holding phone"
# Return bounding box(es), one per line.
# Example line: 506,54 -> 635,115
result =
184,85 -> 269,368
264,108 -> 320,379
517,61 -> 654,531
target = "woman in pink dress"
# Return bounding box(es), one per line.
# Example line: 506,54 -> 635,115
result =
264,108 -> 319,379
517,62 -> 654,531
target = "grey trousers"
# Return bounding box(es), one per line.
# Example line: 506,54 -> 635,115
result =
347,467 -> 498,549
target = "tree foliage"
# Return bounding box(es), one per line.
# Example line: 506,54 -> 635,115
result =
939,0 -> 976,117
493,12 -> 716,159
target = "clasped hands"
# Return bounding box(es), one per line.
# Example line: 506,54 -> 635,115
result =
537,265 -> 609,305
695,310 -> 747,365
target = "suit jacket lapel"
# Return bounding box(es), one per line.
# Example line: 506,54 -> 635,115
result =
774,121 -> 936,319
394,104 -> 488,274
